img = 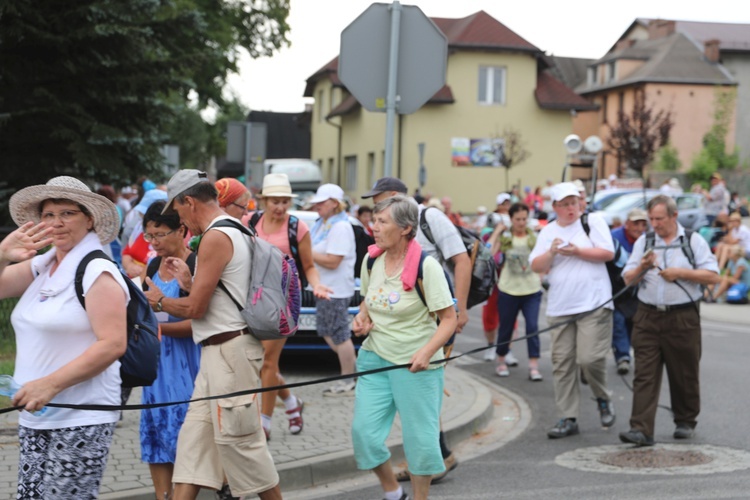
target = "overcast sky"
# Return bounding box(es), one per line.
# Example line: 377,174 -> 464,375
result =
225,0 -> 750,113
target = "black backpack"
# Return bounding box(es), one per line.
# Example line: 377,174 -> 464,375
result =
352,223 -> 375,279
75,250 -> 160,388
144,252 -> 197,297
366,250 -> 455,321
420,207 -> 497,309
581,214 -> 638,318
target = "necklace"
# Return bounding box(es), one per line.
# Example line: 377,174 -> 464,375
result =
384,250 -> 406,278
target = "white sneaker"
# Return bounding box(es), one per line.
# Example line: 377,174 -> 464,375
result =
483,348 -> 496,362
323,380 -> 356,397
505,351 -> 519,367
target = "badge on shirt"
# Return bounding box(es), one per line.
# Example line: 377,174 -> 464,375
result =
388,291 -> 400,304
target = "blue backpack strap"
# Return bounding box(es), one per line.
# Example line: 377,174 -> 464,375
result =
74,250 -> 111,309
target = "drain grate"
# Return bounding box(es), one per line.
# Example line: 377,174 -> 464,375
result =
599,448 -> 713,468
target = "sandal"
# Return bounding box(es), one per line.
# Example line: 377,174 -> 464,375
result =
287,399 -> 304,435
528,368 -> 543,382
495,364 -> 510,377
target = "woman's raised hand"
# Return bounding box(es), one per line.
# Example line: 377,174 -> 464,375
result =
0,221 -> 53,263
164,257 -> 192,292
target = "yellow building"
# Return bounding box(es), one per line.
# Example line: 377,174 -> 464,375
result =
304,11 -> 595,214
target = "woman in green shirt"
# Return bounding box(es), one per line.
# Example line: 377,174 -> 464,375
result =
489,203 -> 543,381
351,194 -> 457,500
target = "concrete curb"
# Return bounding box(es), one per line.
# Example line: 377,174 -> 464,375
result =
99,366 -> 495,500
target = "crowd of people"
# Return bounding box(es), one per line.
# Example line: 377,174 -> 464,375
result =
2,168 -> 748,499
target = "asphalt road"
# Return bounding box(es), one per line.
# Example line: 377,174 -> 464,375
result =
311,303 -> 750,499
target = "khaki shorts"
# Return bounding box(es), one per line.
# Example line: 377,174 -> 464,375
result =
172,334 -> 279,496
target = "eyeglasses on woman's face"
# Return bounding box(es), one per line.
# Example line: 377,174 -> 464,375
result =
143,229 -> 176,242
40,209 -> 83,223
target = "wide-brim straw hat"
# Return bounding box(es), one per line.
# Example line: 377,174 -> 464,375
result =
261,173 -> 298,198
10,176 -> 120,244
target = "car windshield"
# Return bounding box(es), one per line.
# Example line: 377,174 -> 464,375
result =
602,192 -> 652,212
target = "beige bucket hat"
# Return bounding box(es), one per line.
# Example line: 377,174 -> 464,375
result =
10,176 -> 120,244
261,173 -> 298,198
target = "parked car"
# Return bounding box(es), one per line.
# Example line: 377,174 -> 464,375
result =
283,210 -> 364,349
591,191 -> 708,230
590,188 -> 648,212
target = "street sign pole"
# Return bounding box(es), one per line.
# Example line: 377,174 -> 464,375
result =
384,1 -> 402,178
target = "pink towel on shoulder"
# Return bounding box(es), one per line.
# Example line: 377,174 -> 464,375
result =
367,239 -> 422,291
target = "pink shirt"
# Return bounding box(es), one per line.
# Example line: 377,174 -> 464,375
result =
253,213 -> 310,258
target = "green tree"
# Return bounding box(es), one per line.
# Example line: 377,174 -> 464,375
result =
0,0 -> 289,223
689,87 -> 739,186
607,90 -> 673,177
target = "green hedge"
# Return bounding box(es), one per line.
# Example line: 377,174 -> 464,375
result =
0,298 -> 18,350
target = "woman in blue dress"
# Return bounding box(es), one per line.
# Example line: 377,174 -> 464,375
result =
138,200 -> 201,500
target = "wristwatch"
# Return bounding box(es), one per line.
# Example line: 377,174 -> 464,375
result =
156,296 -> 165,312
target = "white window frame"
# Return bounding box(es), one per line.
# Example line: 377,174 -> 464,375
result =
478,66 -> 506,105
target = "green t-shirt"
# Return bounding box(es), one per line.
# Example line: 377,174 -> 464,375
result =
360,253 -> 454,367
498,234 -> 541,296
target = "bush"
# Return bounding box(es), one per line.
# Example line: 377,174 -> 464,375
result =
653,143 -> 682,171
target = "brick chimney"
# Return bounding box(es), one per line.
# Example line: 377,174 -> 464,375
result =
615,38 -> 637,52
705,39 -> 721,63
648,19 -> 676,40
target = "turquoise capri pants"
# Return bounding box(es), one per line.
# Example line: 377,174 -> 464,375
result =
351,349 -> 446,476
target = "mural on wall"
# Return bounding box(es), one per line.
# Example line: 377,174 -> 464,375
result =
451,137 -> 505,167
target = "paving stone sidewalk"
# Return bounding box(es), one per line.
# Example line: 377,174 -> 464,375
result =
0,364 -> 495,499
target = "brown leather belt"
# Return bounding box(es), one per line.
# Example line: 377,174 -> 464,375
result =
200,328 -> 249,347
638,300 -> 696,313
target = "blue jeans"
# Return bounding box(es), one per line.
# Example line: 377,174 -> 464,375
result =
612,308 -> 632,362
495,291 -> 542,359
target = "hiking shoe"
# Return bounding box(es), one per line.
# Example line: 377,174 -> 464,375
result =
674,423 -> 695,439
619,429 -> 654,446
505,351 -> 519,367
547,418 -> 579,439
287,398 -> 304,435
431,453 -> 458,484
597,398 -> 616,427
617,359 -> 630,375
323,380 -> 356,397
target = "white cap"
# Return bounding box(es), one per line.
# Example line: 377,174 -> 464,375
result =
572,179 -> 586,194
477,205 -> 487,214
551,182 -> 581,202
308,183 -> 345,204
496,193 -> 511,205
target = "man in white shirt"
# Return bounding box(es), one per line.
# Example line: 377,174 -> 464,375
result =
530,182 -> 616,439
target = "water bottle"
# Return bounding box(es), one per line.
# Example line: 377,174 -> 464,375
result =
0,375 -> 48,416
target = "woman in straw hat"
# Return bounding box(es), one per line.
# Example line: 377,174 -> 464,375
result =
249,173 -> 332,439
0,176 -> 130,498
